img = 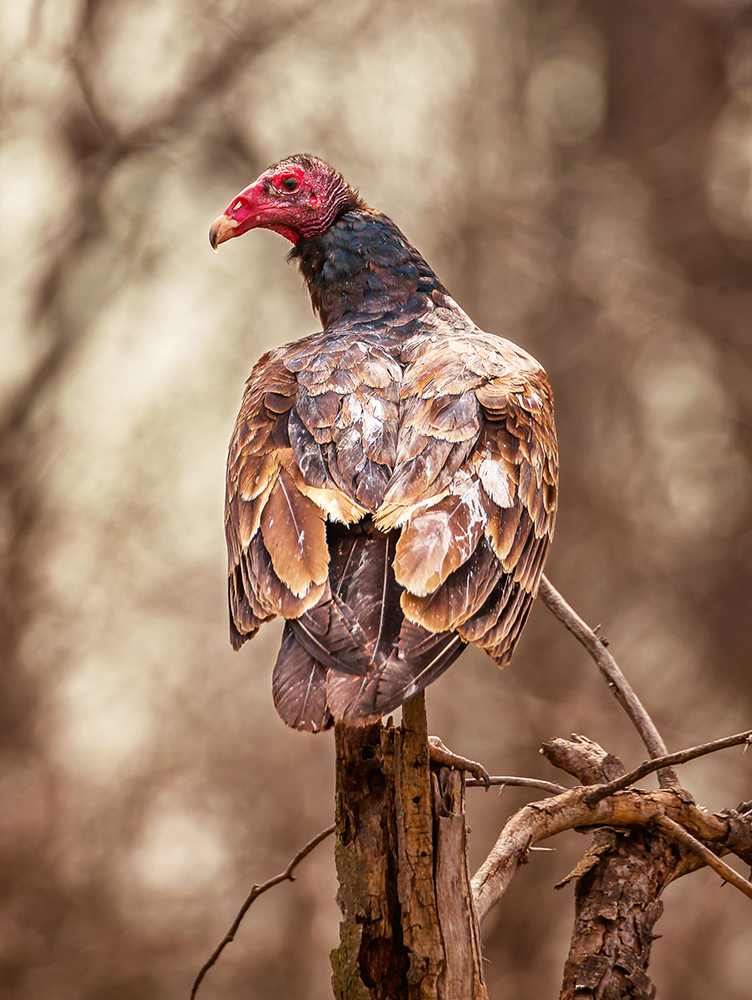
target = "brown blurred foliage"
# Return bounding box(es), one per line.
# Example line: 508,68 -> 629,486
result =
1,1 -> 751,997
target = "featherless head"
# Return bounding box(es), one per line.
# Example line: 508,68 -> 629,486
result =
209,154 -> 364,249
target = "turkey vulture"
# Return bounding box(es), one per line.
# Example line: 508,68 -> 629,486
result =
210,155 -> 557,732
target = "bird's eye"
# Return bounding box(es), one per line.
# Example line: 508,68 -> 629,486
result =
281,176 -> 299,192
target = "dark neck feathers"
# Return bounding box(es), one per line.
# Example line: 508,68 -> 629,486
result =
289,210 -> 446,329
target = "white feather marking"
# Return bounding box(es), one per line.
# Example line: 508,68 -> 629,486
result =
361,399 -> 386,444
479,459 -> 513,507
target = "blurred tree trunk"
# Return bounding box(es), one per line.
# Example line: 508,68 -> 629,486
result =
330,694 -> 487,1000
0,431 -> 39,751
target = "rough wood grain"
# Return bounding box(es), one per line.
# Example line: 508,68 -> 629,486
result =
331,694 -> 487,999
392,696 -> 444,998
543,736 -> 682,1000
433,768 -> 488,1000
331,720 -> 400,1000
331,696 -> 443,1000
541,734 -> 626,784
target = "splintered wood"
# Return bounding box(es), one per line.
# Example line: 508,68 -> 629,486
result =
331,694 -> 487,1000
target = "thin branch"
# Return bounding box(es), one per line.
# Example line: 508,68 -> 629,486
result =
466,775 -> 568,794
538,575 -> 679,789
585,730 -> 752,806
655,815 -> 752,901
190,824 -> 335,1000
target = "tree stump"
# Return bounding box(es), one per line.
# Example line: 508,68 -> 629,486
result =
330,694 -> 487,1000
559,827 -> 681,1000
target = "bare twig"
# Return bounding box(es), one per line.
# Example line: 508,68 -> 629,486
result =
538,575 -> 679,789
190,824 -> 335,999
466,775 -> 568,794
585,730 -> 752,806
655,815 -> 752,901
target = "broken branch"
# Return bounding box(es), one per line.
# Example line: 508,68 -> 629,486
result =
466,775 -> 568,794
655,814 -> 752,901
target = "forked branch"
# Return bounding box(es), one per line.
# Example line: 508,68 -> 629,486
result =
471,778 -> 752,924
655,814 -> 752,901
584,729 -> 752,805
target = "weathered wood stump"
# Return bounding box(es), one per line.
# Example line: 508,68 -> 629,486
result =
330,694 -> 487,1000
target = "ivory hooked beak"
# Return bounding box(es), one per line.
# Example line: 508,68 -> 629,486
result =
209,214 -> 239,252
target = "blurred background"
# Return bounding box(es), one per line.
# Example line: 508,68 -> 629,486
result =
2,0 -> 752,997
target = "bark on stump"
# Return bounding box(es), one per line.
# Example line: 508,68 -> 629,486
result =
559,828 -> 681,1000
330,694 -> 487,1000
543,736 -> 685,1000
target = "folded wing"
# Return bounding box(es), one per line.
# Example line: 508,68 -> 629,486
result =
227,327 -> 557,729
376,332 -> 558,668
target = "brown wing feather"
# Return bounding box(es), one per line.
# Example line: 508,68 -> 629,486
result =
401,535 -> 503,632
375,332 -> 558,671
259,468 -> 328,598
228,322 -> 557,729
392,475 -> 494,595
247,533 -> 327,618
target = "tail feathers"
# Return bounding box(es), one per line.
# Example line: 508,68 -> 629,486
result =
289,596 -> 372,676
272,623 -> 333,732
265,513 -> 546,729
375,621 -> 466,711
272,619 -> 466,728
270,522 -> 468,728
325,624 -> 465,725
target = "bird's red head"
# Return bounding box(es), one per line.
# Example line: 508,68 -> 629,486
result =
209,154 -> 362,250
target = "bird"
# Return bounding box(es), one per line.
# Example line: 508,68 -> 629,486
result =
210,154 -> 557,732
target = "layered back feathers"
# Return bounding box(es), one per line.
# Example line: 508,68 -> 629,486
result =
222,160 -> 558,730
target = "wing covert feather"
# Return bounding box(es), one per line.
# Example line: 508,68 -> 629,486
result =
378,332 -> 558,668
259,469 -> 328,598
